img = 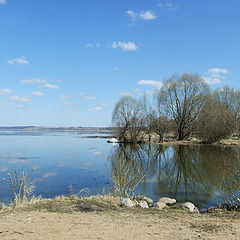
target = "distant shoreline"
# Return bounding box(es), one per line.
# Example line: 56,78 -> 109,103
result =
0,126 -> 115,133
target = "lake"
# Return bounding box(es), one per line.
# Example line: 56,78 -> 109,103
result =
0,130 -> 240,210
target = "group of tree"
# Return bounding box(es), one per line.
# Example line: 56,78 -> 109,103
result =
112,73 -> 240,144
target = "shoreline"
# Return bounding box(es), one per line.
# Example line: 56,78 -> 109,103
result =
0,195 -> 240,239
105,136 -> 240,146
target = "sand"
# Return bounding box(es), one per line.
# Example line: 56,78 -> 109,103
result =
0,208 -> 240,240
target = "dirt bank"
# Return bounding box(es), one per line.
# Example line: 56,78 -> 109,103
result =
0,196 -> 240,240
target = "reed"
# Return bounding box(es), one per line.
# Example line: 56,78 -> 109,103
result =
2,169 -> 35,207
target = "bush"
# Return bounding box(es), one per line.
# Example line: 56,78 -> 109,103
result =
197,104 -> 236,143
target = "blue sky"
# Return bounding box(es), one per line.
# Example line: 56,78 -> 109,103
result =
0,0 -> 240,127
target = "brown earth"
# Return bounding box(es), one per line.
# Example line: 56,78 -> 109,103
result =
0,196 -> 240,240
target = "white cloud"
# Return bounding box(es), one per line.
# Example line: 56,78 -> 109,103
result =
202,67 -> 230,85
0,88 -> 12,95
89,107 -> 103,112
112,41 -> 138,52
0,0 -> 6,5
126,10 -> 137,21
42,83 -> 59,89
126,9 -> 156,21
139,11 -> 157,20
202,77 -> 221,85
8,95 -> 32,102
85,42 -> 100,48
31,91 -> 44,96
138,80 -> 163,89
7,56 -> 29,65
208,68 -> 230,74
21,78 -> 46,84
21,78 -> 59,89
158,2 -> 179,11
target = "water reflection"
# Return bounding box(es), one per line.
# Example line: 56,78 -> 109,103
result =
109,144 -> 240,208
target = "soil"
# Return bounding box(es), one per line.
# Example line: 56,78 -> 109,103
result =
0,196 -> 240,240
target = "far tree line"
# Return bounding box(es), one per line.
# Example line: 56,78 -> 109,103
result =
112,73 -> 240,144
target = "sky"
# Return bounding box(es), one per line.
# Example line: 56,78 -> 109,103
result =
0,0 -> 240,127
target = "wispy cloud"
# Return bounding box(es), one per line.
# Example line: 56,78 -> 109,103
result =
21,78 -> 59,89
158,2 -> 179,11
139,11 -> 157,20
126,10 -> 137,21
85,42 -> 100,48
59,94 -> 68,100
207,68 -> 230,74
202,68 -> 230,84
0,0 -> 6,5
89,107 -> 103,112
21,78 -> 46,84
118,91 -> 132,96
42,83 -> 59,89
126,10 -> 157,21
100,102 -> 111,106
138,80 -> 163,89
31,91 -> 44,96
79,92 -> 96,100
0,88 -> 12,95
112,41 -> 138,52
8,95 -> 32,102
7,56 -> 29,65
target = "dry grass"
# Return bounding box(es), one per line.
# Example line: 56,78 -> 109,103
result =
1,195 -> 240,240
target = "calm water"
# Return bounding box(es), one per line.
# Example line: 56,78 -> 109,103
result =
0,130 -> 240,209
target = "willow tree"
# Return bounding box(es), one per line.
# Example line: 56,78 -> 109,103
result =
157,73 -> 210,140
112,95 -> 145,143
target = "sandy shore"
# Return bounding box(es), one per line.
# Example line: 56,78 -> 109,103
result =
0,196 -> 240,240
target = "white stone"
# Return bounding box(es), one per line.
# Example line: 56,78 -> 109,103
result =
139,200 -> 149,209
121,198 -> 135,208
154,202 -> 167,210
143,196 -> 154,205
158,197 -> 176,205
182,202 -> 198,213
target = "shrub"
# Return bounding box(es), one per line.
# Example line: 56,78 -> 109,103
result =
197,104 -> 236,143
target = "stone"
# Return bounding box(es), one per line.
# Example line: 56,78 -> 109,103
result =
158,197 -> 176,206
135,195 -> 145,201
138,200 -> 149,209
154,202 -> 167,210
208,206 -> 223,213
143,196 -> 154,205
120,198 -> 135,208
182,202 -> 199,213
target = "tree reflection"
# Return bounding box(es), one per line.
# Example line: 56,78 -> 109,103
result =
109,143 -> 240,208
109,144 -> 155,197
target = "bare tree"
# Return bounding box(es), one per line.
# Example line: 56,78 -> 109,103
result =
197,103 -> 236,143
213,86 -> 240,117
139,94 -> 154,143
213,86 -> 240,137
112,95 -> 145,143
150,93 -> 169,142
150,114 -> 168,142
157,73 -> 210,140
